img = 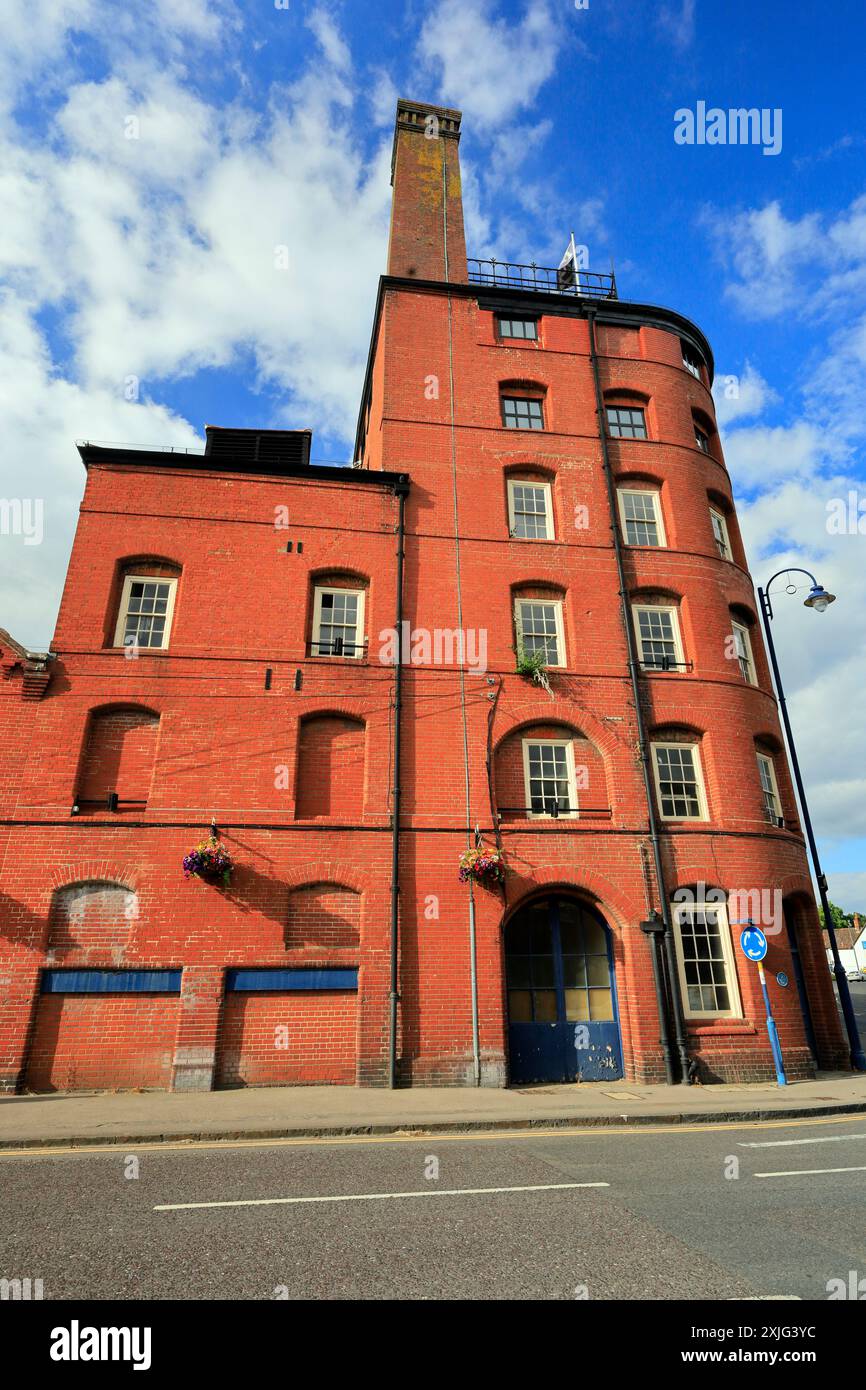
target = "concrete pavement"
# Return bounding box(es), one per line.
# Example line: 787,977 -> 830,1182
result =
3,1071 -> 866,1149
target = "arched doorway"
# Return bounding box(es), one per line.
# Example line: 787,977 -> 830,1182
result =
505,896 -> 623,1084
784,898 -> 818,1066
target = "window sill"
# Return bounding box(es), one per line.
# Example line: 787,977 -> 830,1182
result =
305,656 -> 370,666
108,646 -> 170,655
498,814 -> 612,829
686,1021 -> 757,1037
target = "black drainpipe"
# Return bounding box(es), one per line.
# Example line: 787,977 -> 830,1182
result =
388,478 -> 409,1088
586,308 -> 689,1085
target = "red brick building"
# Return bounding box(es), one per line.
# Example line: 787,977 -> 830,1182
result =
0,100 -> 847,1094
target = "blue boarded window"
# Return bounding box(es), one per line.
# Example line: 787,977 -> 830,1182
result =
225,968 -> 358,992
41,970 -> 182,995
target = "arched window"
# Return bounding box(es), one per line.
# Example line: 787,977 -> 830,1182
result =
494,722 -> 608,821
604,389 -> 650,440
617,480 -> 666,547
309,572 -> 368,659
729,605 -> 758,686
111,558 -> 181,652
499,380 -> 547,431
76,706 -> 159,812
692,409 -> 715,457
512,583 -> 567,669
670,884 -> 742,1020
650,726 -> 708,821
755,739 -> 784,826
295,714 -> 366,819
681,340 -> 705,381
506,471 -> 555,540
630,591 -> 686,672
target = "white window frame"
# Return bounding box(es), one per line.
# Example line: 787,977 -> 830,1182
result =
617,488 -> 666,547
521,737 -> 578,819
671,898 -> 743,1021
632,604 -> 685,672
682,344 -> 703,380
514,597 -> 566,668
113,574 -> 178,650
709,508 -> 731,560
651,742 -> 708,822
312,586 -> 366,659
694,424 -> 711,454
757,752 -> 782,826
731,621 -> 757,685
507,479 -> 554,540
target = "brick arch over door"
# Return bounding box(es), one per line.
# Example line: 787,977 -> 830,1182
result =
499,877 -> 641,1081
503,868 -> 635,937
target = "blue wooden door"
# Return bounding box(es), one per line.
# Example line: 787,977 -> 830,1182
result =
506,898 -> 623,1084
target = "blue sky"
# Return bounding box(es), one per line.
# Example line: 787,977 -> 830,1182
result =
1,0 -> 864,906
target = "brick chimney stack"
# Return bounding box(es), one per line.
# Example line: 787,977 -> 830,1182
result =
387,99 -> 467,283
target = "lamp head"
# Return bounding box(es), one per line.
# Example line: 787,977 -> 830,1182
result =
804,584 -> 835,613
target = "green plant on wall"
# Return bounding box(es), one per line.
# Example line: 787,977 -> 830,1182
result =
515,644 -> 553,697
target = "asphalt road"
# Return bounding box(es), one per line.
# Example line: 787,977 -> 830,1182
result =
2,1115 -> 865,1301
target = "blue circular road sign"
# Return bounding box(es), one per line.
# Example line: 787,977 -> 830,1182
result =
740,926 -> 768,962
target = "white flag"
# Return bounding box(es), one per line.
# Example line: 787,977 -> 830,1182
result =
557,233 -> 580,291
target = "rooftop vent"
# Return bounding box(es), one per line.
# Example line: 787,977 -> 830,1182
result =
204,426 -> 312,469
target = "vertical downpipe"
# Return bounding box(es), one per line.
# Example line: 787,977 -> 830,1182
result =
586,309 -> 689,1084
388,481 -> 408,1088
442,135 -> 481,1086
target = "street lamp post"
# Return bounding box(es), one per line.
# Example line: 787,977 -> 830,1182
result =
757,567 -> 866,1072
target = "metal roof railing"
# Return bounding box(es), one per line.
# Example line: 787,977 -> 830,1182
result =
468,257 -> 618,299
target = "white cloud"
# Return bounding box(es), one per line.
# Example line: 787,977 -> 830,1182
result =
701,201 -> 826,319
707,189 -> 866,844
657,0 -> 695,53
825,874 -> 866,915
417,0 -> 561,128
369,69 -> 399,129
0,5 -> 396,647
0,293 -> 203,647
734,476 -> 866,840
712,360 -> 778,427
722,421 -> 830,488
306,7 -> 352,75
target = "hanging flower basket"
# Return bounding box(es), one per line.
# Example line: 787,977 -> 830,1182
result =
459,844 -> 507,887
183,836 -> 234,886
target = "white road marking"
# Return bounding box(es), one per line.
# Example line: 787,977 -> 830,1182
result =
154,1180 -> 610,1212
740,1133 -> 866,1149
754,1165 -> 866,1179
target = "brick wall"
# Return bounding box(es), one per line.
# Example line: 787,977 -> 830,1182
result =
215,992 -> 357,1087
25,995 -> 178,1091
0,101 -> 847,1093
